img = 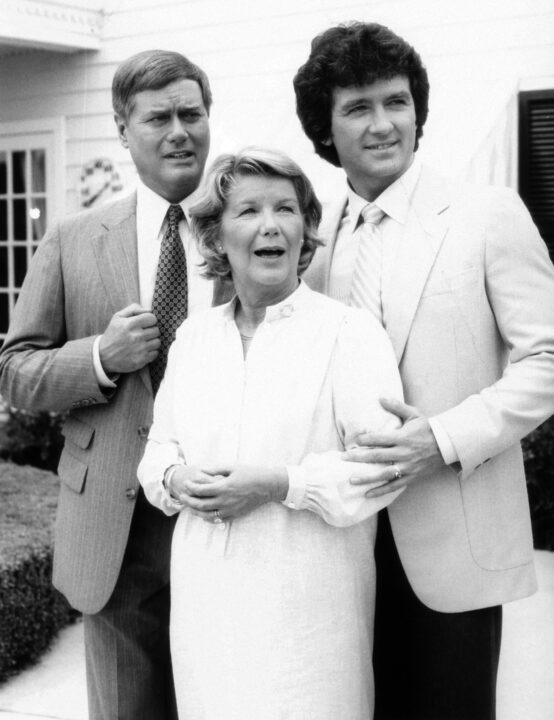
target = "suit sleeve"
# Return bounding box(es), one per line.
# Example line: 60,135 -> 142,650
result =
434,189 -> 554,473
0,220 -> 109,413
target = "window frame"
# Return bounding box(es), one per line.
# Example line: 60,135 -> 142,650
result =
518,88 -> 554,261
0,117 -> 65,344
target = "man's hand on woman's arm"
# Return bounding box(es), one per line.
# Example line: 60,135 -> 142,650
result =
346,397 -> 448,497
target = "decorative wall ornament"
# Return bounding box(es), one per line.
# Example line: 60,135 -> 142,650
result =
79,157 -> 124,209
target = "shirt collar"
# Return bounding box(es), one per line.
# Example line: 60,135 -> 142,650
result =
221,279 -> 313,324
347,156 -> 422,228
136,177 -> 202,239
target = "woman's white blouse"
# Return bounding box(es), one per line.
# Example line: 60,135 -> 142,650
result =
138,282 -> 404,526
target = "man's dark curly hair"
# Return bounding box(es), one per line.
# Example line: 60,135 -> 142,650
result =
293,22 -> 430,167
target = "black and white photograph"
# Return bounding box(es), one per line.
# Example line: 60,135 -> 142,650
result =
0,1 -> 553,719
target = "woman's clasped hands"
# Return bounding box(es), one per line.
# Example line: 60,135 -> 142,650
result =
166,464 -> 289,522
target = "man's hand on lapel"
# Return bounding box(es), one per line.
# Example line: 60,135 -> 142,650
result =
99,303 -> 160,374
346,398 -> 448,496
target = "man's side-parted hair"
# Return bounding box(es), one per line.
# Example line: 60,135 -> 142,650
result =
293,22 -> 430,167
112,49 -> 213,119
190,147 -> 323,282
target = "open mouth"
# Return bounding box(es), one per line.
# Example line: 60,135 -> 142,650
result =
366,141 -> 397,151
253,247 -> 285,258
165,150 -> 193,160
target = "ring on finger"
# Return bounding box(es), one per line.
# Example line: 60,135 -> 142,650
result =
390,464 -> 402,481
213,509 -> 223,524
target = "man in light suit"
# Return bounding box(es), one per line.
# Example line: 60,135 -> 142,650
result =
294,22 -> 554,720
0,50 -> 228,720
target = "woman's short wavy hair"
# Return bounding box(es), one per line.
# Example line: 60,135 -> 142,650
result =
293,22 -> 430,167
190,147 -> 323,281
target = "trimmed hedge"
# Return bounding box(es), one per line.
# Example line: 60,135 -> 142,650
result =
0,460 -> 76,684
0,408 -> 64,473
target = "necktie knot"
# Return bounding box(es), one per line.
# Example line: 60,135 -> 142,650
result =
168,203 -> 185,229
361,204 -> 385,226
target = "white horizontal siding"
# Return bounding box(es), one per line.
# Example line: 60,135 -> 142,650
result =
0,0 -> 553,213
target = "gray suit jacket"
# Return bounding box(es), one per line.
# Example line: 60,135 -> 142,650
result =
305,165 -> 554,612
0,193 -> 232,613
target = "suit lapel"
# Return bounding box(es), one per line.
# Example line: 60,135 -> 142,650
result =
305,199 -> 347,292
383,168 -> 450,362
90,194 -> 153,393
91,194 -> 140,312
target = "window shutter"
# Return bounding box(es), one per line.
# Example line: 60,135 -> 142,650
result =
519,90 -> 554,261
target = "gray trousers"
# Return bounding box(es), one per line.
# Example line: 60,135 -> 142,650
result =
83,490 -> 178,720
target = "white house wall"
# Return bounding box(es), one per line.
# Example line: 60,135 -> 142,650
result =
0,0 -> 553,217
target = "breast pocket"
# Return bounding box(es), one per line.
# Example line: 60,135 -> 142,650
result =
421,267 -> 479,298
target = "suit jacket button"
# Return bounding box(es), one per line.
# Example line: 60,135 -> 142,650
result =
125,488 -> 137,500
137,425 -> 150,439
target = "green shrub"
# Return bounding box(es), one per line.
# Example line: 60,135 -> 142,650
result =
0,461 -> 76,683
523,417 -> 554,552
0,407 -> 65,473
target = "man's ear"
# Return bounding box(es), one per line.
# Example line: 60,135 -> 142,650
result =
321,137 -> 333,147
114,114 -> 129,148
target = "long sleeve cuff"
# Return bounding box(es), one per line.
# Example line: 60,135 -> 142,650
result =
284,451 -> 404,527
137,440 -> 186,516
428,416 -> 459,466
92,335 -> 119,389
283,466 -> 308,509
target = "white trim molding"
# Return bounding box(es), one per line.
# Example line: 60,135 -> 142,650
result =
518,76 -> 554,92
0,117 -> 66,221
0,1 -> 104,53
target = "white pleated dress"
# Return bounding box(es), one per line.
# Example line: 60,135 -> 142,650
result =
138,282 -> 403,720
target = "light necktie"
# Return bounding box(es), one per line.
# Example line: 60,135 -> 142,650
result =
349,204 -> 386,323
150,204 -> 188,394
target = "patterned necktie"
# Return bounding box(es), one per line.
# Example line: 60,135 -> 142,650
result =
150,203 -> 188,394
349,204 -> 386,323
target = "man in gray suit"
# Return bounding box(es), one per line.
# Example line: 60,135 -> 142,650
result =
0,50 -> 224,719
294,22 -> 554,720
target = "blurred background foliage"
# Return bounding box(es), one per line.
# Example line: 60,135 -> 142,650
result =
0,459 -> 76,682
522,416 -> 554,551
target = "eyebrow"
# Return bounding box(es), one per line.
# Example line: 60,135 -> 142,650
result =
387,90 -> 412,101
339,89 -> 412,111
234,196 -> 299,205
146,101 -> 203,113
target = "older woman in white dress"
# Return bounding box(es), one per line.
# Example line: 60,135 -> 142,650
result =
138,147 -> 404,720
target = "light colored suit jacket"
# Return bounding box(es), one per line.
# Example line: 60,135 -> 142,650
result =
305,165 -> 554,612
0,193 -> 232,613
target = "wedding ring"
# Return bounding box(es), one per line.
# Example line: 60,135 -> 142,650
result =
213,509 -> 223,524
391,465 -> 402,481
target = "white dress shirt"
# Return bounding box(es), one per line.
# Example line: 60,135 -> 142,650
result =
135,180 -> 213,314
93,179 -> 213,387
329,157 -> 421,305
329,158 -> 458,465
